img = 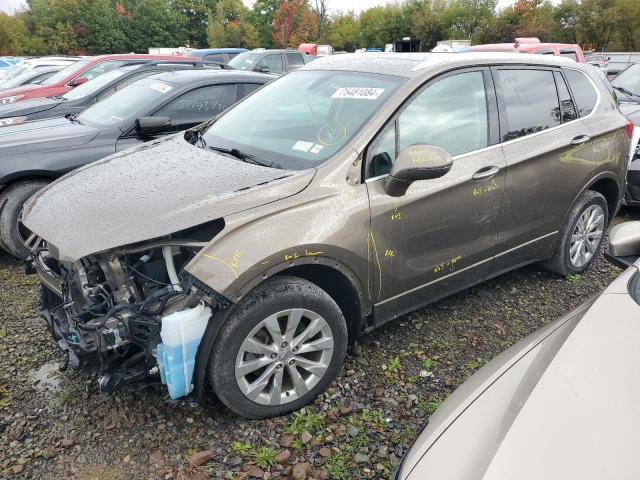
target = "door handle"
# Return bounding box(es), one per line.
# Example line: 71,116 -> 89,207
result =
571,134 -> 591,145
472,166 -> 500,181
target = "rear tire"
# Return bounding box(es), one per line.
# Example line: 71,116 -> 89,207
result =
542,190 -> 608,276
0,180 -> 49,259
208,276 -> 348,419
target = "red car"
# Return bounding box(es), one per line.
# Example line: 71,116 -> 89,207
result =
0,54 -> 194,105
467,37 -> 586,63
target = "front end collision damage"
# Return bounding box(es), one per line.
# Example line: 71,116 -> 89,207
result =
31,236 -> 231,395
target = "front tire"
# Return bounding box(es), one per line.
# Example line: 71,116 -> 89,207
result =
209,276 -> 348,419
543,190 -> 608,276
0,180 -> 49,259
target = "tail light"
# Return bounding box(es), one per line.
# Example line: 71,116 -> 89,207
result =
627,120 -> 634,139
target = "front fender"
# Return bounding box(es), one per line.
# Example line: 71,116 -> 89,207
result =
184,179 -> 372,304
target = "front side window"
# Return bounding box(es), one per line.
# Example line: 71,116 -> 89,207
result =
498,69 -> 560,141
287,53 -> 305,67
255,54 -> 283,73
79,60 -> 125,81
202,70 -> 404,170
366,71 -> 488,177
564,69 -> 598,117
155,84 -> 237,131
78,77 -> 177,128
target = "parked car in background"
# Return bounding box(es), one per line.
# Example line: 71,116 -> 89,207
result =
0,58 -> 19,73
610,62 -> 640,204
24,53 -> 629,419
585,52 -> 609,74
604,52 -> 640,77
228,49 -> 308,74
395,221 -> 640,480
467,37 -> 585,62
0,69 -> 271,258
0,65 -> 63,91
0,56 -> 78,84
185,48 -> 248,64
0,59 -> 227,127
0,54 -> 197,105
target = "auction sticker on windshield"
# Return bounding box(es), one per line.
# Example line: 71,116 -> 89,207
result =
150,83 -> 172,94
331,87 -> 385,99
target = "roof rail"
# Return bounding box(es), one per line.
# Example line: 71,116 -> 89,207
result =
124,59 -> 233,69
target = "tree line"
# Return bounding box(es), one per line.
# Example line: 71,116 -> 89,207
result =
0,0 -> 638,56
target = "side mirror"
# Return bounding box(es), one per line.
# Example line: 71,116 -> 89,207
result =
136,116 -> 171,135
607,221 -> 640,267
256,66 -> 270,73
68,77 -> 88,87
383,144 -> 453,197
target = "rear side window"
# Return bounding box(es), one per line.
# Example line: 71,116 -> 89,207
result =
564,69 -> 598,117
497,69 -> 560,141
554,71 -> 577,123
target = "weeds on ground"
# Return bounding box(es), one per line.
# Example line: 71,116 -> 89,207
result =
383,356 -> 403,378
284,408 -> 325,436
566,274 -> 582,286
422,358 -> 438,371
252,446 -> 277,470
361,409 -> 386,431
326,452 -> 350,480
419,395 -> 443,415
231,441 -> 252,456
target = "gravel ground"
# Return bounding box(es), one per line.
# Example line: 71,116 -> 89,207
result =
1,209 -> 638,480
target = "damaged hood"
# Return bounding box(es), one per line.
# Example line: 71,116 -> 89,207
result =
401,265 -> 640,480
23,134 -> 315,261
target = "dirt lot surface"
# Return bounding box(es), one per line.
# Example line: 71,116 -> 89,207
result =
1,209 -> 637,479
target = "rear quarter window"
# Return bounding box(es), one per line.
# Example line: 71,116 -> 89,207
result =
564,69 -> 598,117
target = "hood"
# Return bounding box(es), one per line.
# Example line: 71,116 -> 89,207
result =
24,135 -> 315,261
0,117 -> 99,157
0,83 -> 47,98
401,264 -> 640,480
0,96 -> 61,119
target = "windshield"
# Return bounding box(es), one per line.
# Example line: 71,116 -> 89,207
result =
612,64 -> 640,98
228,52 -> 260,70
0,63 -> 30,83
41,59 -> 90,86
62,68 -> 128,101
78,76 -> 175,128
0,69 -> 41,89
201,70 -> 405,169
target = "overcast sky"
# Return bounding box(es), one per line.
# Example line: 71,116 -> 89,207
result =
1,0 -> 525,15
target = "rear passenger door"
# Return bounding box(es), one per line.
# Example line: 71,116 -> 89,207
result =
490,66 -> 598,274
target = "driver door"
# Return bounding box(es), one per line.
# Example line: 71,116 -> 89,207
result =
366,68 -> 506,322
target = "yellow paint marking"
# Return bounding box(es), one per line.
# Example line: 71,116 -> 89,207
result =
200,253 -> 239,280
384,249 -> 394,257
369,229 -> 383,300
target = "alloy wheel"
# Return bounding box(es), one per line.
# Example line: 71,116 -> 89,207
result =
569,204 -> 605,268
16,207 -> 43,252
235,308 -> 334,406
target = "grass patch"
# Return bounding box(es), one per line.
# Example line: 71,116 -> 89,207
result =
284,408 -> 325,436
231,441 -> 252,456
566,274 -> 582,286
326,452 -> 350,480
252,446 -> 277,470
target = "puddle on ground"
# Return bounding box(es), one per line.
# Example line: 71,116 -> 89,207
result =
30,362 -> 61,392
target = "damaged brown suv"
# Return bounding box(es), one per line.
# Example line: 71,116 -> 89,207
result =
25,53 -> 630,418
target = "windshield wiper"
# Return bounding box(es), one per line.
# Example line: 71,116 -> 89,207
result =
208,146 -> 281,169
613,85 -> 639,98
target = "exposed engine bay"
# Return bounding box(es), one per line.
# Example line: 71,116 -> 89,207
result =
29,239 -> 221,395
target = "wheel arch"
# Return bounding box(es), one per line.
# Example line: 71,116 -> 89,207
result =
191,259 -> 370,400
587,175 -> 619,220
0,172 -> 57,220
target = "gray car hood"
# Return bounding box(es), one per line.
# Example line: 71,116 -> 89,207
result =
23,135 -> 314,261
401,264 -> 640,480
